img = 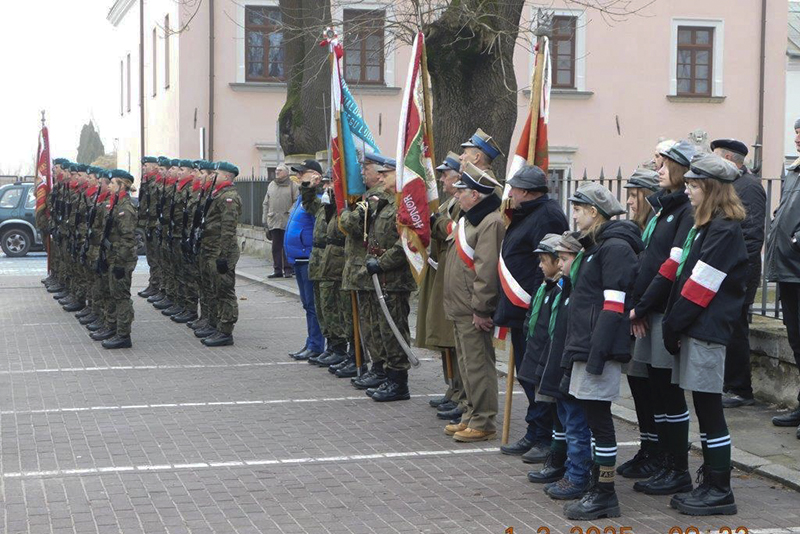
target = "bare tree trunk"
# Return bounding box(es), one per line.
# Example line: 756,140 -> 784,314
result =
425,0 -> 526,177
278,0 -> 332,155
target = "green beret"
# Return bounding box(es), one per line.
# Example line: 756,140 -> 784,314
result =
142,156 -> 158,164
215,161 -> 239,177
53,158 -> 69,166
196,160 -> 215,171
157,156 -> 171,167
111,169 -> 134,182
179,159 -> 195,169
170,158 -> 181,167
70,164 -> 88,173
87,166 -> 102,176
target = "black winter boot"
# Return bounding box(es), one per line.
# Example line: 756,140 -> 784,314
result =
353,365 -> 386,389
671,464 -> 709,509
371,369 -> 410,402
676,468 -> 737,516
563,465 -> 621,520
634,452 -> 692,495
87,319 -> 105,331
90,327 -> 116,341
528,451 -> 568,483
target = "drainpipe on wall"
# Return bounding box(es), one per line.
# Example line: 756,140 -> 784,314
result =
756,0 -> 767,177
208,0 -> 215,161
139,0 -> 146,165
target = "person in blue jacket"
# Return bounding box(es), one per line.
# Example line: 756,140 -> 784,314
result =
285,159 -> 325,360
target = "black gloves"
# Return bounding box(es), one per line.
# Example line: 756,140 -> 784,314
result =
792,232 -> 800,254
662,322 -> 681,355
216,258 -> 229,274
365,257 -> 382,276
112,266 -> 125,280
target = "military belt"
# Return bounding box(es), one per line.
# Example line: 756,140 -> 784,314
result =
326,238 -> 346,247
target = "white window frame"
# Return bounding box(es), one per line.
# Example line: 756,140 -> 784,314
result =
236,0 -> 282,84
669,18 -> 724,97
531,8 -> 587,92
333,2 -> 396,87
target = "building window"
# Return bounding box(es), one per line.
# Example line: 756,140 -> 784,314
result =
152,28 -> 158,96
676,26 -> 713,96
126,53 -> 131,112
164,15 -> 170,88
120,60 -> 124,116
550,16 -> 576,89
245,6 -> 285,81
343,9 -> 385,85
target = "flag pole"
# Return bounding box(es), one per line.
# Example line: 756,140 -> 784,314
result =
419,34 -> 436,192
502,28 -> 547,446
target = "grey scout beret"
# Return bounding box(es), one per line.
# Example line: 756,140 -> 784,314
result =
795,117 -> 800,130
555,231 -> 583,254
660,140 -> 696,168
624,168 -> 660,192
684,153 -> 740,183
568,181 -> 626,218
534,233 -> 562,255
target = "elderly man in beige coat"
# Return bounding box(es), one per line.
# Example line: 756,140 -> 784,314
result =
443,162 -> 505,443
263,164 -> 299,278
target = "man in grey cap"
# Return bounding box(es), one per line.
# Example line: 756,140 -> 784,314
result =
766,118 -> 800,436
711,138 -> 766,408
495,165 -> 569,460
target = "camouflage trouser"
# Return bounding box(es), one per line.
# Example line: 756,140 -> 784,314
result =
145,229 -> 161,289
313,282 -> 330,339
319,281 -> 347,351
180,251 -> 200,311
197,251 -> 215,324
108,263 -> 136,336
209,251 -> 239,334
160,242 -> 176,299
339,289 -> 354,342
91,267 -> 109,323
357,291 -> 387,367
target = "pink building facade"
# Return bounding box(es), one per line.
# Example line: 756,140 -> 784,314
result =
107,0 -> 787,187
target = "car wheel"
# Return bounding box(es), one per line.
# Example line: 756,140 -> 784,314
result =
1,228 -> 32,257
135,228 -> 146,256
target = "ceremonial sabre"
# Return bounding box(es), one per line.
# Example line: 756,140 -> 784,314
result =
371,273 -> 420,367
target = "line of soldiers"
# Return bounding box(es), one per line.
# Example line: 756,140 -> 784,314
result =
40,156 -> 243,348
40,160 -> 139,349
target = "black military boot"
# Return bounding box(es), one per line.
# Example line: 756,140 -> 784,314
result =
563,465 -> 621,520
633,451 -> 669,492
79,313 -> 98,326
634,452 -> 692,495
153,298 -> 173,310
75,307 -> 92,318
172,310 -> 198,323
292,348 -> 317,361
57,295 -> 74,305
319,347 -> 347,368
47,284 -> 65,293
671,465 -> 709,509
202,331 -> 234,347
147,292 -> 166,303
102,334 -> 132,349
309,346 -> 332,365
90,327 -> 116,341
336,362 -> 364,378
162,305 -> 184,316
353,365 -> 387,390
63,301 -> 85,313
137,285 -> 156,298
53,290 -> 69,299
87,319 -> 105,332
372,369 -> 410,402
194,326 -> 218,338
188,317 -> 208,330
500,436 -> 535,456
329,357 -> 351,374
528,450 -> 568,483
676,468 -> 737,516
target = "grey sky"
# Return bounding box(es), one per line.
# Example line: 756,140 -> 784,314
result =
0,0 -> 118,174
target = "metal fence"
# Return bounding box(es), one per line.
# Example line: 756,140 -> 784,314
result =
236,166 -> 789,319
234,172 -> 275,227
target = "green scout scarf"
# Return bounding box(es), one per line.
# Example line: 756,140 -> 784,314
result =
526,283 -> 548,338
675,226 -> 699,279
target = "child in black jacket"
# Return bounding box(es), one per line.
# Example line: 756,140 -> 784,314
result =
662,153 -> 748,516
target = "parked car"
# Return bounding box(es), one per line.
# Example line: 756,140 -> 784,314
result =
0,182 -> 146,257
0,182 -> 44,257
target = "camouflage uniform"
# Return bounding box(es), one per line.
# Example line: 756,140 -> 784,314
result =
106,191 -> 139,336
160,179 -> 179,303
365,194 -> 415,372
89,191 -> 112,324
340,185 -> 387,369
138,174 -> 160,291
200,181 -> 242,335
149,177 -> 164,295
180,181 -> 202,314
170,178 -> 194,310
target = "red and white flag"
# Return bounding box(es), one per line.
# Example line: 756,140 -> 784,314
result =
35,125 -> 51,216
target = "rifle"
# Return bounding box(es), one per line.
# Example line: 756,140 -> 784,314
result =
192,174 -> 218,256
144,176 -> 153,241
185,180 -> 208,261
95,192 -> 118,274
166,179 -> 179,242
178,188 -> 192,260
80,187 -> 102,266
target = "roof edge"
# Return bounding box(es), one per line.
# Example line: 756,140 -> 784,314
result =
107,0 -> 136,26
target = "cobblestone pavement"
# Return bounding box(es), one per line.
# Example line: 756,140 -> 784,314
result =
1,258 -> 799,534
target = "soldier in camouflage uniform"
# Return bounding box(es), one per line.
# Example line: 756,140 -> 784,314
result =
363,158 -> 415,402
43,159 -> 70,293
302,171 -> 348,366
189,161 -> 217,332
59,165 -> 90,313
85,172 -> 113,334
100,170 -> 139,349
154,160 -> 181,312
73,167 -> 104,326
48,163 -> 73,298
170,161 -> 206,324
137,156 -> 160,298
198,162 -> 242,347
146,157 -> 170,305
340,153 -> 389,388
